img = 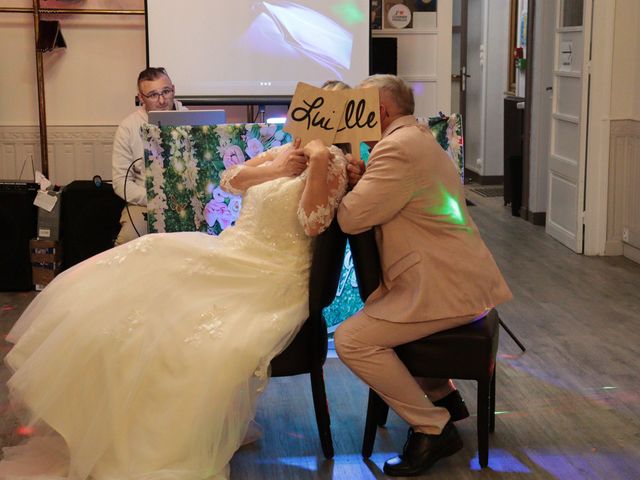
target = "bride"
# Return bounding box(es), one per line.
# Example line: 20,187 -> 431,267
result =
0,136 -> 348,479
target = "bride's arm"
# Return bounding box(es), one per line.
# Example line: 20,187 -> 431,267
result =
298,141 -> 348,237
219,139 -> 307,195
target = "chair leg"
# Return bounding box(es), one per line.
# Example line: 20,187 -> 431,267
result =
309,367 -> 334,459
477,378 -> 490,468
377,402 -> 390,427
362,389 -> 385,458
489,369 -> 497,433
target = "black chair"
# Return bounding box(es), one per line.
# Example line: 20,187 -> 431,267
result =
348,229 -> 500,468
270,218 -> 347,459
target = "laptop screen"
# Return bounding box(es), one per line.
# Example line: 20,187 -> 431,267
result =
147,109 -> 227,127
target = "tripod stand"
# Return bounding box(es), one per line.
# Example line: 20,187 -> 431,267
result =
499,319 -> 526,352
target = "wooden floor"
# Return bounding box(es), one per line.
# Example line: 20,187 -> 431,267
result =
2,190 -> 640,479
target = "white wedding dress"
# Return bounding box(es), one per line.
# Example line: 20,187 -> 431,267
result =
0,147 -> 347,480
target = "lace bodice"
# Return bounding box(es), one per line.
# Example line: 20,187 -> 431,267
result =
219,145 -> 347,248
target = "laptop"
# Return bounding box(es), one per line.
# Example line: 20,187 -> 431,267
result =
147,109 -> 227,127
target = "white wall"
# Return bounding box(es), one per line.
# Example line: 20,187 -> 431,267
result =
0,0 -> 146,127
464,0 -> 484,174
610,0 -> 640,121
527,0 -> 555,214
463,0 -> 509,178
483,0 -> 509,177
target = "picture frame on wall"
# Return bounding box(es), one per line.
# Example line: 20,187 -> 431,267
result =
382,0 -> 438,30
383,0 -> 414,29
371,0 -> 383,29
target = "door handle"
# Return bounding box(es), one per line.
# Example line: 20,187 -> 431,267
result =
461,66 -> 471,92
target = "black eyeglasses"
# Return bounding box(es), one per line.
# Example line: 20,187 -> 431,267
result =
140,87 -> 174,101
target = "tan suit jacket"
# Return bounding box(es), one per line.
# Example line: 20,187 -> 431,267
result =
338,115 -> 512,323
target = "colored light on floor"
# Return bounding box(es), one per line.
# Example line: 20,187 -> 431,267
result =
469,449 -> 531,472
16,425 -> 35,436
268,453 -> 391,477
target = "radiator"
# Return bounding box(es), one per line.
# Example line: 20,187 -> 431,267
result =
608,120 -> 640,252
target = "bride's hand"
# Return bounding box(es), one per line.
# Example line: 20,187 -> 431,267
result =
272,138 -> 307,177
303,139 -> 331,165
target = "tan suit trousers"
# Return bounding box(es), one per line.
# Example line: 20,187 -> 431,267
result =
334,310 -> 478,435
115,205 -> 148,246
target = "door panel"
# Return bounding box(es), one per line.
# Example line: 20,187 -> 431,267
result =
552,118 -> 580,161
548,173 -> 578,235
546,0 -> 589,252
555,77 -> 582,117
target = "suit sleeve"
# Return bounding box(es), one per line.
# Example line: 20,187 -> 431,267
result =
337,137 -> 414,234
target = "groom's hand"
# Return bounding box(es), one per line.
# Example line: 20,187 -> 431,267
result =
346,154 -> 365,189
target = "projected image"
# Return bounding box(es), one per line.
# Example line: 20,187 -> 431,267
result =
241,1 -> 353,80
146,0 -> 370,96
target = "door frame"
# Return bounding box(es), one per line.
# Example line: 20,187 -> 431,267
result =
583,0 -> 614,255
522,0 -> 536,218
451,0 -> 468,135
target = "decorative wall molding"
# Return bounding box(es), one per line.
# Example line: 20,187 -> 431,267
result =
607,120 -> 640,260
0,126 -> 116,186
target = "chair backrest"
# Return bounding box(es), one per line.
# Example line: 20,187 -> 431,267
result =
270,218 -> 346,377
309,218 -> 348,315
348,229 -> 381,302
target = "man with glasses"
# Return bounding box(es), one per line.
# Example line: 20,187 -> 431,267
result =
112,67 -> 187,245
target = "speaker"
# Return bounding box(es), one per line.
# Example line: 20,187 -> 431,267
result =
370,37 -> 398,75
60,181 -> 125,270
36,20 -> 67,52
0,182 -> 38,291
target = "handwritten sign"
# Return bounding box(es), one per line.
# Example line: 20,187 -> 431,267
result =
284,82 -> 382,160
284,82 -> 345,147
333,87 -> 381,161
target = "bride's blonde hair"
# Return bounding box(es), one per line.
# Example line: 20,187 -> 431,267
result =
320,80 -> 351,91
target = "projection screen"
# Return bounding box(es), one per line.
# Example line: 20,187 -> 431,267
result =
146,0 -> 371,102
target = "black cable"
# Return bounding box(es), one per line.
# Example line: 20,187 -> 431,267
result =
123,158 -> 143,239
253,104 -> 265,123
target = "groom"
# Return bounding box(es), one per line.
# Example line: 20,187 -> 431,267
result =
335,74 -> 512,476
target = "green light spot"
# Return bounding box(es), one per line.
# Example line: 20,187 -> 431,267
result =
445,193 -> 465,224
332,1 -> 365,25
602,386 -> 617,390
429,184 -> 467,226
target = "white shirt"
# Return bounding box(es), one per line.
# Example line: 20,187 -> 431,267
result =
111,100 -> 187,206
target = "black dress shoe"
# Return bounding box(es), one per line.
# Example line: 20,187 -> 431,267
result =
434,390 -> 470,422
383,422 -> 463,477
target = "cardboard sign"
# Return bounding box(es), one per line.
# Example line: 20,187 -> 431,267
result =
333,87 -> 381,161
284,82 -> 345,147
285,82 -> 382,161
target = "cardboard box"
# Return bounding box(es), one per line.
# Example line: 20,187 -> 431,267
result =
37,190 -> 62,241
30,238 -> 62,289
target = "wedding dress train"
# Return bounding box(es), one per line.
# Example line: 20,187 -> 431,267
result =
0,147 -> 347,479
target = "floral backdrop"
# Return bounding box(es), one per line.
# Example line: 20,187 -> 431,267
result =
142,115 -> 463,331
144,123 -> 288,235
427,113 -> 464,180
